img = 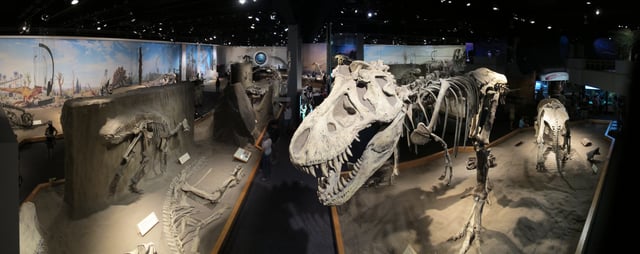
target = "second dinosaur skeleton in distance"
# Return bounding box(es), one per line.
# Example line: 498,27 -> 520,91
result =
534,98 -> 573,188
289,60 -> 508,253
100,113 -> 190,195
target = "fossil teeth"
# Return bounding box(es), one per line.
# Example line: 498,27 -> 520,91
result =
321,163 -> 329,177
346,147 -> 353,157
342,152 -> 349,162
354,135 -> 360,142
318,178 -> 326,191
309,165 -> 317,177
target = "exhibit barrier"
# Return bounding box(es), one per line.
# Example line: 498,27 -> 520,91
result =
211,104 -> 285,253
17,116 -> 615,253
22,179 -> 66,205
575,119 -> 616,253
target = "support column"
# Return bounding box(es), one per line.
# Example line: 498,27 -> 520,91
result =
0,110 -> 19,254
356,33 -> 364,60
326,22 -> 333,92
287,24 -> 303,125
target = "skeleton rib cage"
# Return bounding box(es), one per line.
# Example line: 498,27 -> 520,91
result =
404,74 -> 484,157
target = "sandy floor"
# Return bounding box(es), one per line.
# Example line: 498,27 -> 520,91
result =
336,121 -> 612,254
23,113 -> 260,254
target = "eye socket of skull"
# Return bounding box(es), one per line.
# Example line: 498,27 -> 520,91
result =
543,122 -> 550,135
355,80 -> 374,112
333,94 -> 357,127
343,95 -> 357,114
375,76 -> 398,106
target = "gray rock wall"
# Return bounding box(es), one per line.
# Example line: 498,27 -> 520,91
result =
61,84 -> 194,218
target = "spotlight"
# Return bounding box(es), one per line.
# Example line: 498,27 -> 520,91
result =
239,0 -> 246,4
71,0 -> 79,5
20,22 -> 30,33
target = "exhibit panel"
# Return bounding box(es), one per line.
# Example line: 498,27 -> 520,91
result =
336,122 -> 610,253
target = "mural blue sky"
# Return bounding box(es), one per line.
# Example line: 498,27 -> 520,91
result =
0,37 -> 181,91
142,42 -> 181,76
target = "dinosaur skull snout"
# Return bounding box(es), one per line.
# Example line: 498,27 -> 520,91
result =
291,128 -> 310,154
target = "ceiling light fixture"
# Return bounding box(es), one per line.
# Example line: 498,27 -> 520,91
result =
239,0 -> 246,5
71,0 -> 79,5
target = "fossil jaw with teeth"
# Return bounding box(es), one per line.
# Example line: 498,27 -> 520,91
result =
289,60 -> 410,205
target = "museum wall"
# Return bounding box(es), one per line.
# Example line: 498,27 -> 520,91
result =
60,83 -> 195,218
302,43 -> 328,79
218,46 -> 288,71
364,44 -> 466,65
0,36 -> 217,142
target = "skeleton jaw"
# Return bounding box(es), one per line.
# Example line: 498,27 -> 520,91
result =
293,114 -> 404,206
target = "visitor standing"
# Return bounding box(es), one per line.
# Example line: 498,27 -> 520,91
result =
267,119 -> 279,164
283,103 -> 292,135
518,116 -> 529,128
260,132 -> 273,181
45,121 -> 58,159
215,76 -> 221,93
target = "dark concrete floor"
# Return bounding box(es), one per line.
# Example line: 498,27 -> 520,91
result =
219,130 -> 337,254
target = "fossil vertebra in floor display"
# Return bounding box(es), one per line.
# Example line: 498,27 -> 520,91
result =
162,161 -> 244,254
289,60 -> 509,253
534,98 -> 573,188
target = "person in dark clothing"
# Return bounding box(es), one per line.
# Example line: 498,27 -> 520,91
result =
267,119 -> 279,164
215,77 -> 221,93
260,132 -> 273,181
45,121 -> 58,159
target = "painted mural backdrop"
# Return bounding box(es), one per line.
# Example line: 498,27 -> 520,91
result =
364,44 -> 465,65
0,37 -> 182,107
364,44 -> 467,85
219,46 -> 287,71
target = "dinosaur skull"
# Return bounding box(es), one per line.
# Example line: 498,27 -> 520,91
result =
289,60 -> 411,205
469,67 -> 509,96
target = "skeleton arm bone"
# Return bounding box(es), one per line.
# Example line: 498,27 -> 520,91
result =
181,182 -> 221,203
410,80 -> 451,144
161,118 -> 190,139
122,132 -> 143,163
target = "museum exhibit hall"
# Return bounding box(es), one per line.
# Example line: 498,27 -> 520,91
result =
0,0 -> 634,253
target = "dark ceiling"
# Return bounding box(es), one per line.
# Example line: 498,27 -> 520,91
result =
1,0 -> 637,46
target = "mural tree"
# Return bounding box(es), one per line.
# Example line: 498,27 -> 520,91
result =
614,28 -> 639,61
56,72 -> 64,96
112,67 -> 128,88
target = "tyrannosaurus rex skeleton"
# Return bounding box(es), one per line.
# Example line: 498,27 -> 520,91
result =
289,60 -> 508,253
